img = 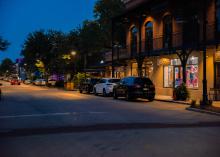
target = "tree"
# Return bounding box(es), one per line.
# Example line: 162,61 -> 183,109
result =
0,58 -> 14,75
21,30 -> 51,77
0,36 -> 10,51
78,20 -> 105,68
94,0 -> 126,48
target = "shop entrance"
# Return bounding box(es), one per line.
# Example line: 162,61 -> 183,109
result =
174,66 -> 183,87
216,63 -> 220,88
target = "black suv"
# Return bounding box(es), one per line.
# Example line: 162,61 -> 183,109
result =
113,77 -> 155,101
79,78 -> 100,93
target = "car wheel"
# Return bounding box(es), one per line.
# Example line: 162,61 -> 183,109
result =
148,96 -> 155,102
113,90 -> 118,99
94,88 -> 98,96
79,89 -> 83,93
86,88 -> 90,94
125,91 -> 132,101
103,89 -> 107,97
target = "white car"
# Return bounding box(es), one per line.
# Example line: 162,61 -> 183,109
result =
34,79 -> 46,86
94,78 -> 120,96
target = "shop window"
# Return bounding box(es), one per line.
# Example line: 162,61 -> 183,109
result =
186,65 -> 198,88
145,22 -> 153,52
130,27 -> 138,54
163,57 -> 199,88
163,15 -> 172,48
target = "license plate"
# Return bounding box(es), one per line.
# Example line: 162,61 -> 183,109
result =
143,88 -> 149,91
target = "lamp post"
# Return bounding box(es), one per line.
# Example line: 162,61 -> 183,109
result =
202,0 -> 208,106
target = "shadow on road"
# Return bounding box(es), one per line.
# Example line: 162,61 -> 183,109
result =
1,121 -> 220,138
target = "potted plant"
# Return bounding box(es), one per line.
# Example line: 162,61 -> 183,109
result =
173,83 -> 189,101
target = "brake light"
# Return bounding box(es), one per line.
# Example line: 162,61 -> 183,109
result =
134,84 -> 141,88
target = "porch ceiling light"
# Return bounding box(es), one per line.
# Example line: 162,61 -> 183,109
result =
158,58 -> 170,66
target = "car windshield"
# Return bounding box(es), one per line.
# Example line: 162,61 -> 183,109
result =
134,78 -> 153,85
90,79 -> 100,84
108,79 -> 120,83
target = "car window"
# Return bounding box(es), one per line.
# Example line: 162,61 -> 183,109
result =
99,79 -> 106,83
91,79 -> 100,84
108,79 -> 120,83
134,78 -> 153,85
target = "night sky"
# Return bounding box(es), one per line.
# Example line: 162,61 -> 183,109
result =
0,0 -> 96,62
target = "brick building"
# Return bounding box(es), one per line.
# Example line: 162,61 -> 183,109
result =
105,0 -> 220,101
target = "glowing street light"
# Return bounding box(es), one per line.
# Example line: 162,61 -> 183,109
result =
71,51 -> 77,56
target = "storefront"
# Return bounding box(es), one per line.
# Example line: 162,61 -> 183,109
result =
163,56 -> 199,89
215,50 -> 220,88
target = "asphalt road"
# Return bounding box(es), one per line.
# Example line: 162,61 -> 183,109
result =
0,81 -> 220,157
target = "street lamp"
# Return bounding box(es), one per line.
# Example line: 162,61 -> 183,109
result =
71,51 -> 77,56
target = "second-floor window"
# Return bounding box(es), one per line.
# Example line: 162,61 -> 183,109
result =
130,26 -> 138,54
145,22 -> 153,52
163,15 -> 172,49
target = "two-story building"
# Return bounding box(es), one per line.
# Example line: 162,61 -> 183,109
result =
104,0 -> 220,101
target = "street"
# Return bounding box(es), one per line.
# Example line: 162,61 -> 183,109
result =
0,81 -> 220,157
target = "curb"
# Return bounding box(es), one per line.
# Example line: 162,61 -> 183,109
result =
155,99 -> 190,105
186,107 -> 220,116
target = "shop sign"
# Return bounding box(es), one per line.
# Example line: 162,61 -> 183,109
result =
157,58 -> 171,66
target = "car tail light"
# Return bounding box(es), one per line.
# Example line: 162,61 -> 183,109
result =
134,84 -> 141,88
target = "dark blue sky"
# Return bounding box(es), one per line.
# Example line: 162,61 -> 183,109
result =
0,0 -> 96,62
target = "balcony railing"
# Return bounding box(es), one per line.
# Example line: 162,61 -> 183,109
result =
104,47 -> 130,62
107,23 -> 217,61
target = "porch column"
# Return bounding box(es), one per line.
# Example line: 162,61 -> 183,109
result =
112,19 -> 115,78
137,16 -> 143,77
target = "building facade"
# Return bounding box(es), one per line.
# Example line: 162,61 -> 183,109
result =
105,0 -> 220,101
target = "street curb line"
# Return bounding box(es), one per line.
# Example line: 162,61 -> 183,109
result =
186,107 -> 220,116
155,99 -> 190,105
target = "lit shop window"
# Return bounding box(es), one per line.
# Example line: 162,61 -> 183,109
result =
186,57 -> 199,88
163,57 -> 198,88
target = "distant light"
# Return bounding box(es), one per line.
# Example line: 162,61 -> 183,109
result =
71,51 -> 76,56
100,60 -> 104,64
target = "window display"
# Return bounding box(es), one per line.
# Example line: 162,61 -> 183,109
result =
163,57 -> 199,88
186,65 -> 198,88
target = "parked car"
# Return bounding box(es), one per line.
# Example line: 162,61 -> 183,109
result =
10,78 -> 20,85
93,78 -> 121,96
79,78 -> 100,93
34,79 -> 46,86
47,79 -> 56,86
24,79 -> 32,84
113,77 -> 155,101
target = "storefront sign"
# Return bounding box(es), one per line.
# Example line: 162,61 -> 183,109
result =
157,58 -> 171,66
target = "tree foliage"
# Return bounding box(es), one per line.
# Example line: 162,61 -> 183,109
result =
0,58 -> 14,75
0,36 -> 10,51
94,0 -> 125,47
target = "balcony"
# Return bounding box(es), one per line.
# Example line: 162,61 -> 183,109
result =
104,47 -> 130,62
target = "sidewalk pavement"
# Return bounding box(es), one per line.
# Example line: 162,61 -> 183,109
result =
155,95 -> 190,105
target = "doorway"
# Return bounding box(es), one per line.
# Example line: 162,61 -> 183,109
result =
174,66 -> 183,88
216,63 -> 220,89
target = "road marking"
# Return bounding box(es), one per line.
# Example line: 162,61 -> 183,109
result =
0,112 -> 108,119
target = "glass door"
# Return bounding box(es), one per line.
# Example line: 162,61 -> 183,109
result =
174,66 -> 183,87
216,63 -> 220,89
